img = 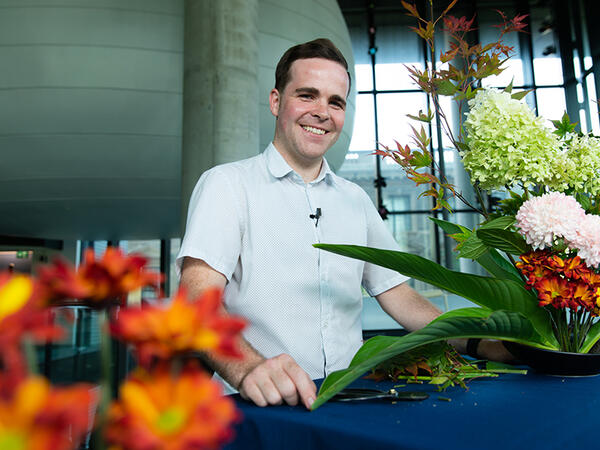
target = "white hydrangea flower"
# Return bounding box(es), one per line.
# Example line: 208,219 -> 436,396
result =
463,89 -> 562,191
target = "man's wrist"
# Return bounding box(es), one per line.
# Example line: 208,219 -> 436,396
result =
466,338 -> 481,359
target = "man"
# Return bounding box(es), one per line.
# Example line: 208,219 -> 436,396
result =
178,39 -> 510,410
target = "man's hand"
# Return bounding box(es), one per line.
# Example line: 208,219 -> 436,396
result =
237,354 -> 317,409
476,339 -> 515,363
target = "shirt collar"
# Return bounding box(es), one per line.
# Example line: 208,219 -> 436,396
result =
265,142 -> 335,185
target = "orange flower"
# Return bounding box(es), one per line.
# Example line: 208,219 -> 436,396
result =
517,250 -> 553,287
562,256 -> 590,280
105,365 -> 239,450
535,276 -> 572,309
37,248 -> 163,306
110,288 -> 246,366
572,283 -> 596,312
36,258 -> 90,303
0,274 -> 63,393
0,376 -> 96,450
79,248 -> 163,302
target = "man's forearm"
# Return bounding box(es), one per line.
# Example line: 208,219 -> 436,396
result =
201,338 -> 265,390
375,282 -> 443,331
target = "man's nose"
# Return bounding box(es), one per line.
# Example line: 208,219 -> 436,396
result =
311,100 -> 329,120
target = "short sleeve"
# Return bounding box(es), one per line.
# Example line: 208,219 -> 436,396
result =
359,190 -> 409,296
176,168 -> 244,280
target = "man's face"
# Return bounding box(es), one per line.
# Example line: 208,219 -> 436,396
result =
269,58 -> 349,170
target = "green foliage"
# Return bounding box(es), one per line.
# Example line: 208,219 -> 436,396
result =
476,229 -> 528,255
311,310 -> 543,410
313,244 -> 557,347
551,111 -> 577,137
497,190 -> 528,216
376,1 -> 527,215
430,216 -> 522,281
366,341 -> 526,391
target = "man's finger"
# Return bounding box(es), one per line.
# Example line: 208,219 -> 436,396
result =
283,361 -> 317,409
239,379 -> 268,407
270,369 -> 299,406
253,373 -> 284,405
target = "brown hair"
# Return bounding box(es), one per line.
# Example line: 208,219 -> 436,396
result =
275,38 -> 351,95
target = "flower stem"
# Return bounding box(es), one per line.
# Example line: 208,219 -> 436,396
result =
474,184 -> 489,218
22,336 -> 38,375
98,310 -> 113,423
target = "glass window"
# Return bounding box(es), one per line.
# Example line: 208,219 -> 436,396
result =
536,87 -> 567,122
376,92 -> 428,149
349,94 -> 376,151
585,72 -> 600,134
374,15 -> 424,91
337,151 -> 377,204
120,240 -> 161,300
531,6 -> 564,86
479,7 -> 524,87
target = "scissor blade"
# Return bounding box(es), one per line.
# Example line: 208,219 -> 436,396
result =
332,388 -> 429,402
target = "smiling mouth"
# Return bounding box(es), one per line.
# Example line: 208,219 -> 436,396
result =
301,125 -> 327,135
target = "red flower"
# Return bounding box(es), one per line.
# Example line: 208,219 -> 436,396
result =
105,364 -> 239,450
36,258 -> 90,303
0,376 -> 96,450
110,288 -> 246,367
37,248 -> 163,307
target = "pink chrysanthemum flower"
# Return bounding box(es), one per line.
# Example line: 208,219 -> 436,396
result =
516,192 -> 585,250
570,214 -> 600,268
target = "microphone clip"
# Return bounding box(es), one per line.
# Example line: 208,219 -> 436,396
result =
309,207 -> 322,227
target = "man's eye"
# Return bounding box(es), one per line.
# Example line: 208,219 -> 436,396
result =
331,102 -> 344,109
300,94 -> 313,99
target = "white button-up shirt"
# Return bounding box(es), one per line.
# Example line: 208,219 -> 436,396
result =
177,143 -> 407,383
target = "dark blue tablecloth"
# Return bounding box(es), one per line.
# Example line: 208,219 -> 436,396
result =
224,371 -> 600,450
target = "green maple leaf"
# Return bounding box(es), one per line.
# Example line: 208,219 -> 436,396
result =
551,112 -> 577,136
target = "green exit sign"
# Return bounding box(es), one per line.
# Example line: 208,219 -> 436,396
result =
16,251 -> 29,259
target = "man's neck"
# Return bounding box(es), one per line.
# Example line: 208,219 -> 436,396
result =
271,142 -> 323,183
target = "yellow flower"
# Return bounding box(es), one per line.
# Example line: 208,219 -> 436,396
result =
0,275 -> 33,322
105,365 -> 239,450
0,376 -> 95,450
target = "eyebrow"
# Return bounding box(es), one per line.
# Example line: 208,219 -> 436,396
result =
294,87 -> 347,109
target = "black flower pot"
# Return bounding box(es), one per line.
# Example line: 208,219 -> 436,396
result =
503,341 -> 600,376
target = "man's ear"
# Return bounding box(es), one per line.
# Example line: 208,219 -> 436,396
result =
269,88 -> 280,117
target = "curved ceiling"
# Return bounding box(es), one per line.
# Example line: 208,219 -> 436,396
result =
0,0 -> 354,241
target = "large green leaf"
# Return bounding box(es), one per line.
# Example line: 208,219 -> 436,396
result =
429,216 -> 469,235
430,217 -> 522,282
311,310 -> 547,410
477,228 -> 529,255
314,244 -> 557,347
430,307 -> 493,324
479,216 -> 516,230
581,321 -> 600,353
458,233 -> 488,259
476,249 -> 523,282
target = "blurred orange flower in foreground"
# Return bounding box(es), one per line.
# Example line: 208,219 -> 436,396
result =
0,273 -> 56,342
0,376 -> 95,450
37,247 -> 163,306
105,364 -> 239,450
0,274 -> 63,394
110,288 -> 246,366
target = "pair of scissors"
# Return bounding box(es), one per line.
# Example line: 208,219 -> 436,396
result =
332,388 -> 429,402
